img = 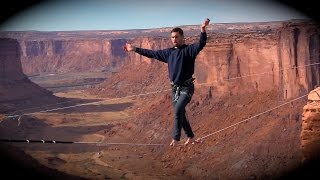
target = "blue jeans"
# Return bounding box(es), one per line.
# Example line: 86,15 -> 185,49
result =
171,84 -> 194,141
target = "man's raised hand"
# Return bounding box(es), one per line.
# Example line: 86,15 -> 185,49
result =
202,18 -> 210,28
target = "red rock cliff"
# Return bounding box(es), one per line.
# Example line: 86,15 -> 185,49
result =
0,38 -> 52,103
8,20 -> 320,99
301,87 -> 320,162
104,20 -> 320,99
19,39 -> 127,75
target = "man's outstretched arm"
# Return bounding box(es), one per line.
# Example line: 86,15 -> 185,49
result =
124,43 -> 169,63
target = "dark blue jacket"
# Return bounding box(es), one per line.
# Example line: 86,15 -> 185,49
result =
135,32 -> 207,84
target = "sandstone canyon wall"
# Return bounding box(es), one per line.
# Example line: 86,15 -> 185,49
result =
301,87 -> 320,163
279,22 -> 320,99
0,38 -> 52,103
2,20 -> 319,99
121,20 -> 320,99
19,38 -> 127,75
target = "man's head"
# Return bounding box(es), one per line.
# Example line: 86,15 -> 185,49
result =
171,27 -> 184,47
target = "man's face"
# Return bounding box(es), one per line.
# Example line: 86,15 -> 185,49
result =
171,32 -> 184,47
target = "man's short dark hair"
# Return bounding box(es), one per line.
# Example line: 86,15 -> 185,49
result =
171,27 -> 184,36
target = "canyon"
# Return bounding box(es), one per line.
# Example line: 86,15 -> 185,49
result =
0,19 -> 320,179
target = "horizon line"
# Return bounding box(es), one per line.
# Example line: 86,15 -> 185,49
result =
0,18 -> 312,32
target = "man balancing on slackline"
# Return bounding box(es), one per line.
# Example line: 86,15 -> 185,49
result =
123,18 -> 210,146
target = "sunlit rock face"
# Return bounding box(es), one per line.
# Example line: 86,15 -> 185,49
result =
2,20 -> 319,99
301,87 -> 320,163
123,20 -> 319,99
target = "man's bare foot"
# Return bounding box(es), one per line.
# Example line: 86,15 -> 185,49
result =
184,137 -> 194,145
170,139 -> 177,146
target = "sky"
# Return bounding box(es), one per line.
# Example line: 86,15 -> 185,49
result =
0,0 -> 310,31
